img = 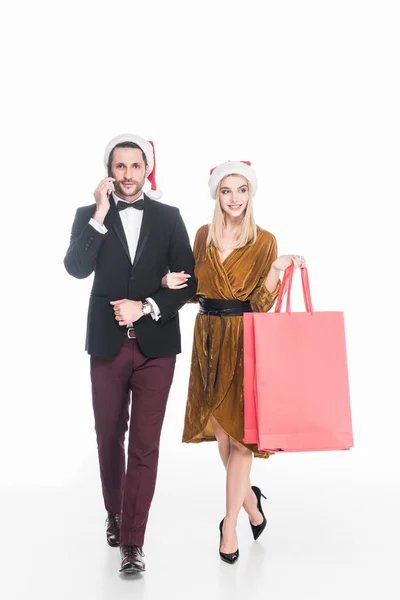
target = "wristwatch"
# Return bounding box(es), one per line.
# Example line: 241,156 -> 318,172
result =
141,301 -> 152,316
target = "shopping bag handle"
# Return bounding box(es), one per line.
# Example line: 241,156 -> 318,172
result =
274,264 -> 314,315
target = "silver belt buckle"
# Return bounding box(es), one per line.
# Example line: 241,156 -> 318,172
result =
127,327 -> 136,339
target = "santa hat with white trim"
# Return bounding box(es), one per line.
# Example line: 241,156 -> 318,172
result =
104,133 -> 163,200
208,160 -> 258,200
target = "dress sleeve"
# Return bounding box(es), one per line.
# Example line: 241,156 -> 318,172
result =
250,235 -> 281,312
187,226 -> 205,304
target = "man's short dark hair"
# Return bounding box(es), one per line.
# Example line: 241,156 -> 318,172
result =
107,142 -> 147,176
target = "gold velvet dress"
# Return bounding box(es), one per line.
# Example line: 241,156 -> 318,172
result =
182,224 -> 281,458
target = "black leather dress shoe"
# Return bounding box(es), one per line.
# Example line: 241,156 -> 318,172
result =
105,513 -> 120,547
120,545 -> 146,574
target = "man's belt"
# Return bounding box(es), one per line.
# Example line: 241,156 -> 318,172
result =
126,327 -> 136,339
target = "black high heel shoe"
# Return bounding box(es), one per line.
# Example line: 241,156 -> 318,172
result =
219,519 -> 239,564
250,486 -> 267,541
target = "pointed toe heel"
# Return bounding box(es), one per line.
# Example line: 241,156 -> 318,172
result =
219,519 -> 239,564
250,486 -> 267,541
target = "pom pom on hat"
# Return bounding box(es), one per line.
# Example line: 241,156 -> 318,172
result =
208,160 -> 258,199
104,133 -> 163,200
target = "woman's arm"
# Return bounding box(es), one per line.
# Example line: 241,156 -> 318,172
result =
264,264 -> 281,294
160,226 -> 205,303
250,236 -> 281,312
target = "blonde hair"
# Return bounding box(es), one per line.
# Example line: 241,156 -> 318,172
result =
206,175 -> 258,250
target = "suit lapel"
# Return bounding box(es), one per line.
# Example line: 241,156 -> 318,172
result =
106,194 -> 158,268
131,195 -> 156,271
107,199 -> 131,263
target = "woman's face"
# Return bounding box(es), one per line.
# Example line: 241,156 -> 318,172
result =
218,175 -> 250,218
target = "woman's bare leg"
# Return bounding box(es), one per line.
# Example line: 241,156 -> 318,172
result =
210,414 -> 231,466
209,416 -> 263,536
220,439 -> 253,553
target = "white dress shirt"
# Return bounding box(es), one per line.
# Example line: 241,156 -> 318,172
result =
89,193 -> 161,321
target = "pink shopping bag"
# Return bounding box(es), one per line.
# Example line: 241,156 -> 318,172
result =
243,265 -> 353,452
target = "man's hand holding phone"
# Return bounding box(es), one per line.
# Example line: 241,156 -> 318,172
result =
93,177 -> 115,225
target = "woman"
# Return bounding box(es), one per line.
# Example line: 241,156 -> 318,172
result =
162,161 -> 305,564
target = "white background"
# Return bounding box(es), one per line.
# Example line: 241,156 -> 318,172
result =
1,1 -> 399,598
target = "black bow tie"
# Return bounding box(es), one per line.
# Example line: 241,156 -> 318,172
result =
116,198 -> 144,211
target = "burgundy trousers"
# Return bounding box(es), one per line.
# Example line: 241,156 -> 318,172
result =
90,337 -> 176,547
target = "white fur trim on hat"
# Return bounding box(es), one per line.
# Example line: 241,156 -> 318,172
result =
104,134 -> 154,173
208,161 -> 258,199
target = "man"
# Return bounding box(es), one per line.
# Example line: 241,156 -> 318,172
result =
64,134 -> 196,575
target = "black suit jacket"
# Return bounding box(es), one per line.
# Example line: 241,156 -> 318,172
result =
64,195 -> 196,357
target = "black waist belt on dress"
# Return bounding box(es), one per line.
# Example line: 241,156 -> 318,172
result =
198,298 -> 253,392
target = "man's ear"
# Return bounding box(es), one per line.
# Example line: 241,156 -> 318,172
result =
145,164 -> 151,177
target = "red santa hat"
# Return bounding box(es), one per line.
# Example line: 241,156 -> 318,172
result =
208,160 -> 258,199
104,133 -> 162,200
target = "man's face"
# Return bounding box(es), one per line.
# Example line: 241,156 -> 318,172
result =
110,147 -> 149,200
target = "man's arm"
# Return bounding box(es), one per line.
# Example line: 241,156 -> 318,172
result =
150,209 -> 197,323
64,178 -> 115,279
64,207 -> 107,279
